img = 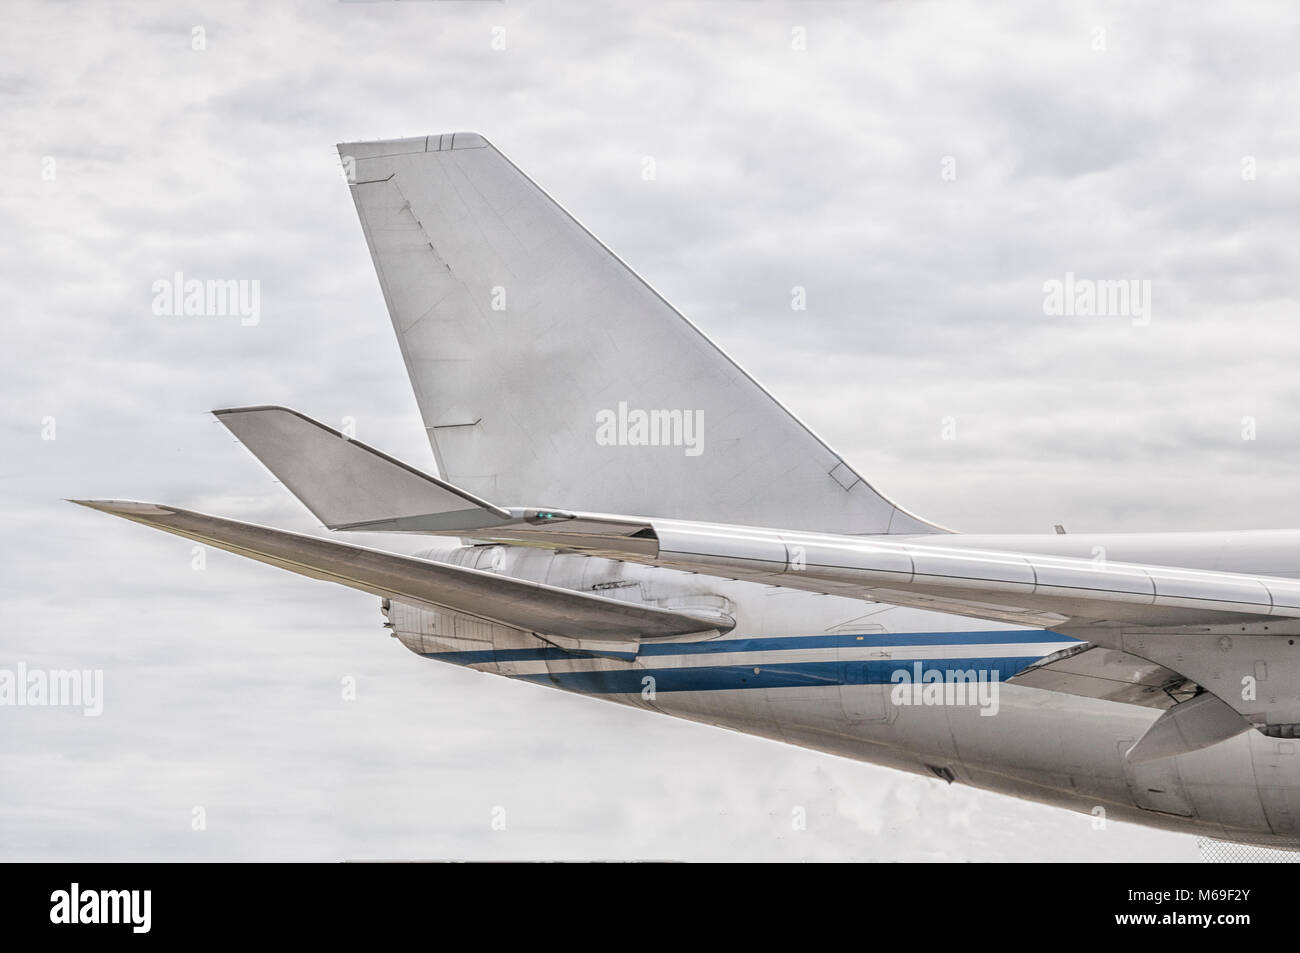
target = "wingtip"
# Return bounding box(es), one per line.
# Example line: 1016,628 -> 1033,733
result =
67,498 -> 111,509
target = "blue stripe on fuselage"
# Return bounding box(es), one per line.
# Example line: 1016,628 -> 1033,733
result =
420,629 -> 1075,667
514,657 -> 1040,695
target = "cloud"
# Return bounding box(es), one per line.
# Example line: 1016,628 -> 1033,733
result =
8,0 -> 1297,860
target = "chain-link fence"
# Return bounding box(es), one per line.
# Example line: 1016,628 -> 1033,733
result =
1198,838 -> 1300,862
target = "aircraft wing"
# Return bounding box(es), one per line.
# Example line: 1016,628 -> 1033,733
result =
525,522 -> 1300,630
428,499 -> 1300,757
209,406 -> 1300,628
70,500 -> 730,646
206,403 -> 1300,758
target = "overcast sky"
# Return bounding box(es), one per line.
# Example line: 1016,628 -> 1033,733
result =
7,0 -> 1300,861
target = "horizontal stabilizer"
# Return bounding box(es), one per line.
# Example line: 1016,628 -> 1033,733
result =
214,406 -> 512,532
70,500 -> 729,643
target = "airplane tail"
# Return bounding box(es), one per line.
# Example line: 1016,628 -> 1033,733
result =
338,133 -> 943,536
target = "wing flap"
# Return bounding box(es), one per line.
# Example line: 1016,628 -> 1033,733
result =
1126,693 -> 1253,763
1009,643 -> 1196,709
